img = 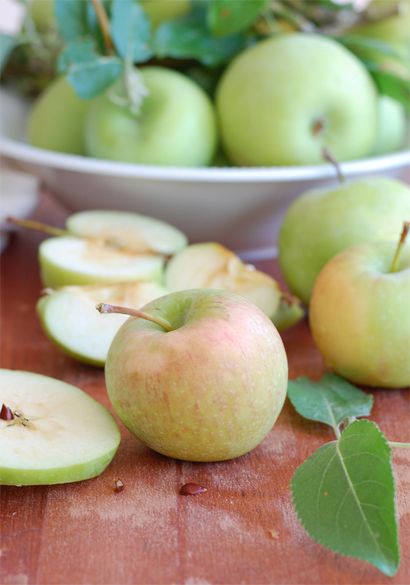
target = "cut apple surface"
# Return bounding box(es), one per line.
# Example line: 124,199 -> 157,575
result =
37,281 -> 168,365
39,236 -> 164,287
66,210 -> 188,255
165,243 -> 281,319
0,370 -> 120,486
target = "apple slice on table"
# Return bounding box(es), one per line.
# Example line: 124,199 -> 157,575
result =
0,370 -> 120,486
66,210 -> 188,256
37,281 -> 168,366
165,242 -> 303,330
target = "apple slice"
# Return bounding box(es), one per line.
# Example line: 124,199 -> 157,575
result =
39,236 -> 165,287
66,210 -> 188,255
37,281 -> 168,366
165,242 -> 281,319
0,370 -> 120,486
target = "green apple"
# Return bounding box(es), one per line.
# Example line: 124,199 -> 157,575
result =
101,289 -> 288,462
309,233 -> 410,388
85,66 -> 217,167
373,95 -> 407,155
165,242 -> 304,330
66,209 -> 187,255
216,33 -> 378,166
39,236 -> 164,287
37,281 -> 168,366
28,77 -> 93,155
141,0 -> 190,27
278,177 -> 410,304
0,369 -> 120,485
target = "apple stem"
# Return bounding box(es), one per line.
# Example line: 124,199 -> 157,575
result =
321,147 -> 345,184
389,221 -> 410,273
7,217 -> 69,237
96,303 -> 173,332
91,0 -> 114,54
388,441 -> 410,449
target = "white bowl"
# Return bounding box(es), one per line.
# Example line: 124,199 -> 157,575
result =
1,88 -> 409,256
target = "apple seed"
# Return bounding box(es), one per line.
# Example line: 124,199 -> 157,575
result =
179,483 -> 207,496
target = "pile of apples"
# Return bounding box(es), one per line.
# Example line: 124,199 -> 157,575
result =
2,171 -> 409,487
27,4 -> 409,167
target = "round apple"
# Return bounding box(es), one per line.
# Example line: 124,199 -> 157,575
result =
85,66 -> 218,167
373,96 -> 407,155
28,77 -> 93,155
140,0 -> 190,27
309,236 -> 410,388
278,177 -> 410,304
103,289 -> 288,462
216,33 -> 378,166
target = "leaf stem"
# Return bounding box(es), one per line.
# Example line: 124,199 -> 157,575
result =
91,0 -> 114,54
96,303 -> 173,332
388,441 -> 410,449
389,221 -> 410,273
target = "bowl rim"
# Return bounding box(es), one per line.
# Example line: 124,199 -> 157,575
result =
1,135 -> 410,184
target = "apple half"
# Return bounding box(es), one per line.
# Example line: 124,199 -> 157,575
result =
0,370 -> 120,486
165,242 -> 303,329
37,281 -> 168,366
66,209 -> 188,255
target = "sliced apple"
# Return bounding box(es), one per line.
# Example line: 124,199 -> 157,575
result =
66,210 -> 188,255
165,242 -> 282,319
0,369 -> 120,486
39,236 -> 165,287
37,281 -> 168,366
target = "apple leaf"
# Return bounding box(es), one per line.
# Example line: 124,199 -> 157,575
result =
55,0 -> 89,41
208,0 -> 269,37
57,38 -> 100,73
338,35 -> 404,61
292,420 -> 399,576
111,0 -> 153,63
287,374 -> 373,433
153,6 -> 250,67
365,62 -> 410,113
66,57 -> 123,99
0,33 -> 17,75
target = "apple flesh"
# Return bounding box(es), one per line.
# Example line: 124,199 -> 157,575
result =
85,66 -> 217,167
66,209 -> 187,255
104,289 -> 288,462
37,281 -> 168,366
39,236 -> 164,287
0,369 -> 120,485
216,33 -> 377,166
309,239 -> 410,388
28,77 -> 93,155
278,177 -> 410,304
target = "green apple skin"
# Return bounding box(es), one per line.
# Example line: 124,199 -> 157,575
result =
373,96 -> 407,155
105,289 -> 288,462
141,0 -> 190,27
278,177 -> 410,304
0,370 -> 120,486
216,33 -> 378,166
28,77 -> 93,155
310,241 -> 410,388
39,236 -> 164,288
85,67 -> 218,167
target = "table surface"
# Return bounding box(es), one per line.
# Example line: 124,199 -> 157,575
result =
1,192 -> 409,585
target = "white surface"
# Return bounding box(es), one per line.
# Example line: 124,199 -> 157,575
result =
1,88 -> 409,252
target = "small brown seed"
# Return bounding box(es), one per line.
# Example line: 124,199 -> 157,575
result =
179,483 -> 207,496
0,404 -> 14,421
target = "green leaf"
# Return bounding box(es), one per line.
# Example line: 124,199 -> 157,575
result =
366,62 -> 410,113
0,33 -> 17,75
67,57 -> 123,99
58,38 -> 99,73
292,420 -> 399,576
287,373 -> 373,433
154,7 -> 250,67
55,0 -> 88,41
208,0 -> 268,36
339,35 -> 404,61
111,0 -> 152,63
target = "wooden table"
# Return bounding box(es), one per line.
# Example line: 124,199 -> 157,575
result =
1,192 -> 409,585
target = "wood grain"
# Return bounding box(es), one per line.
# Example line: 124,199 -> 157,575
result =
1,192 -> 409,585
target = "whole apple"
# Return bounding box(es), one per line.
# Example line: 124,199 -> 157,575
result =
373,96 -> 407,155
85,66 -> 217,166
216,33 -> 378,166
278,177 -> 410,304
102,289 -> 288,462
309,236 -> 410,388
